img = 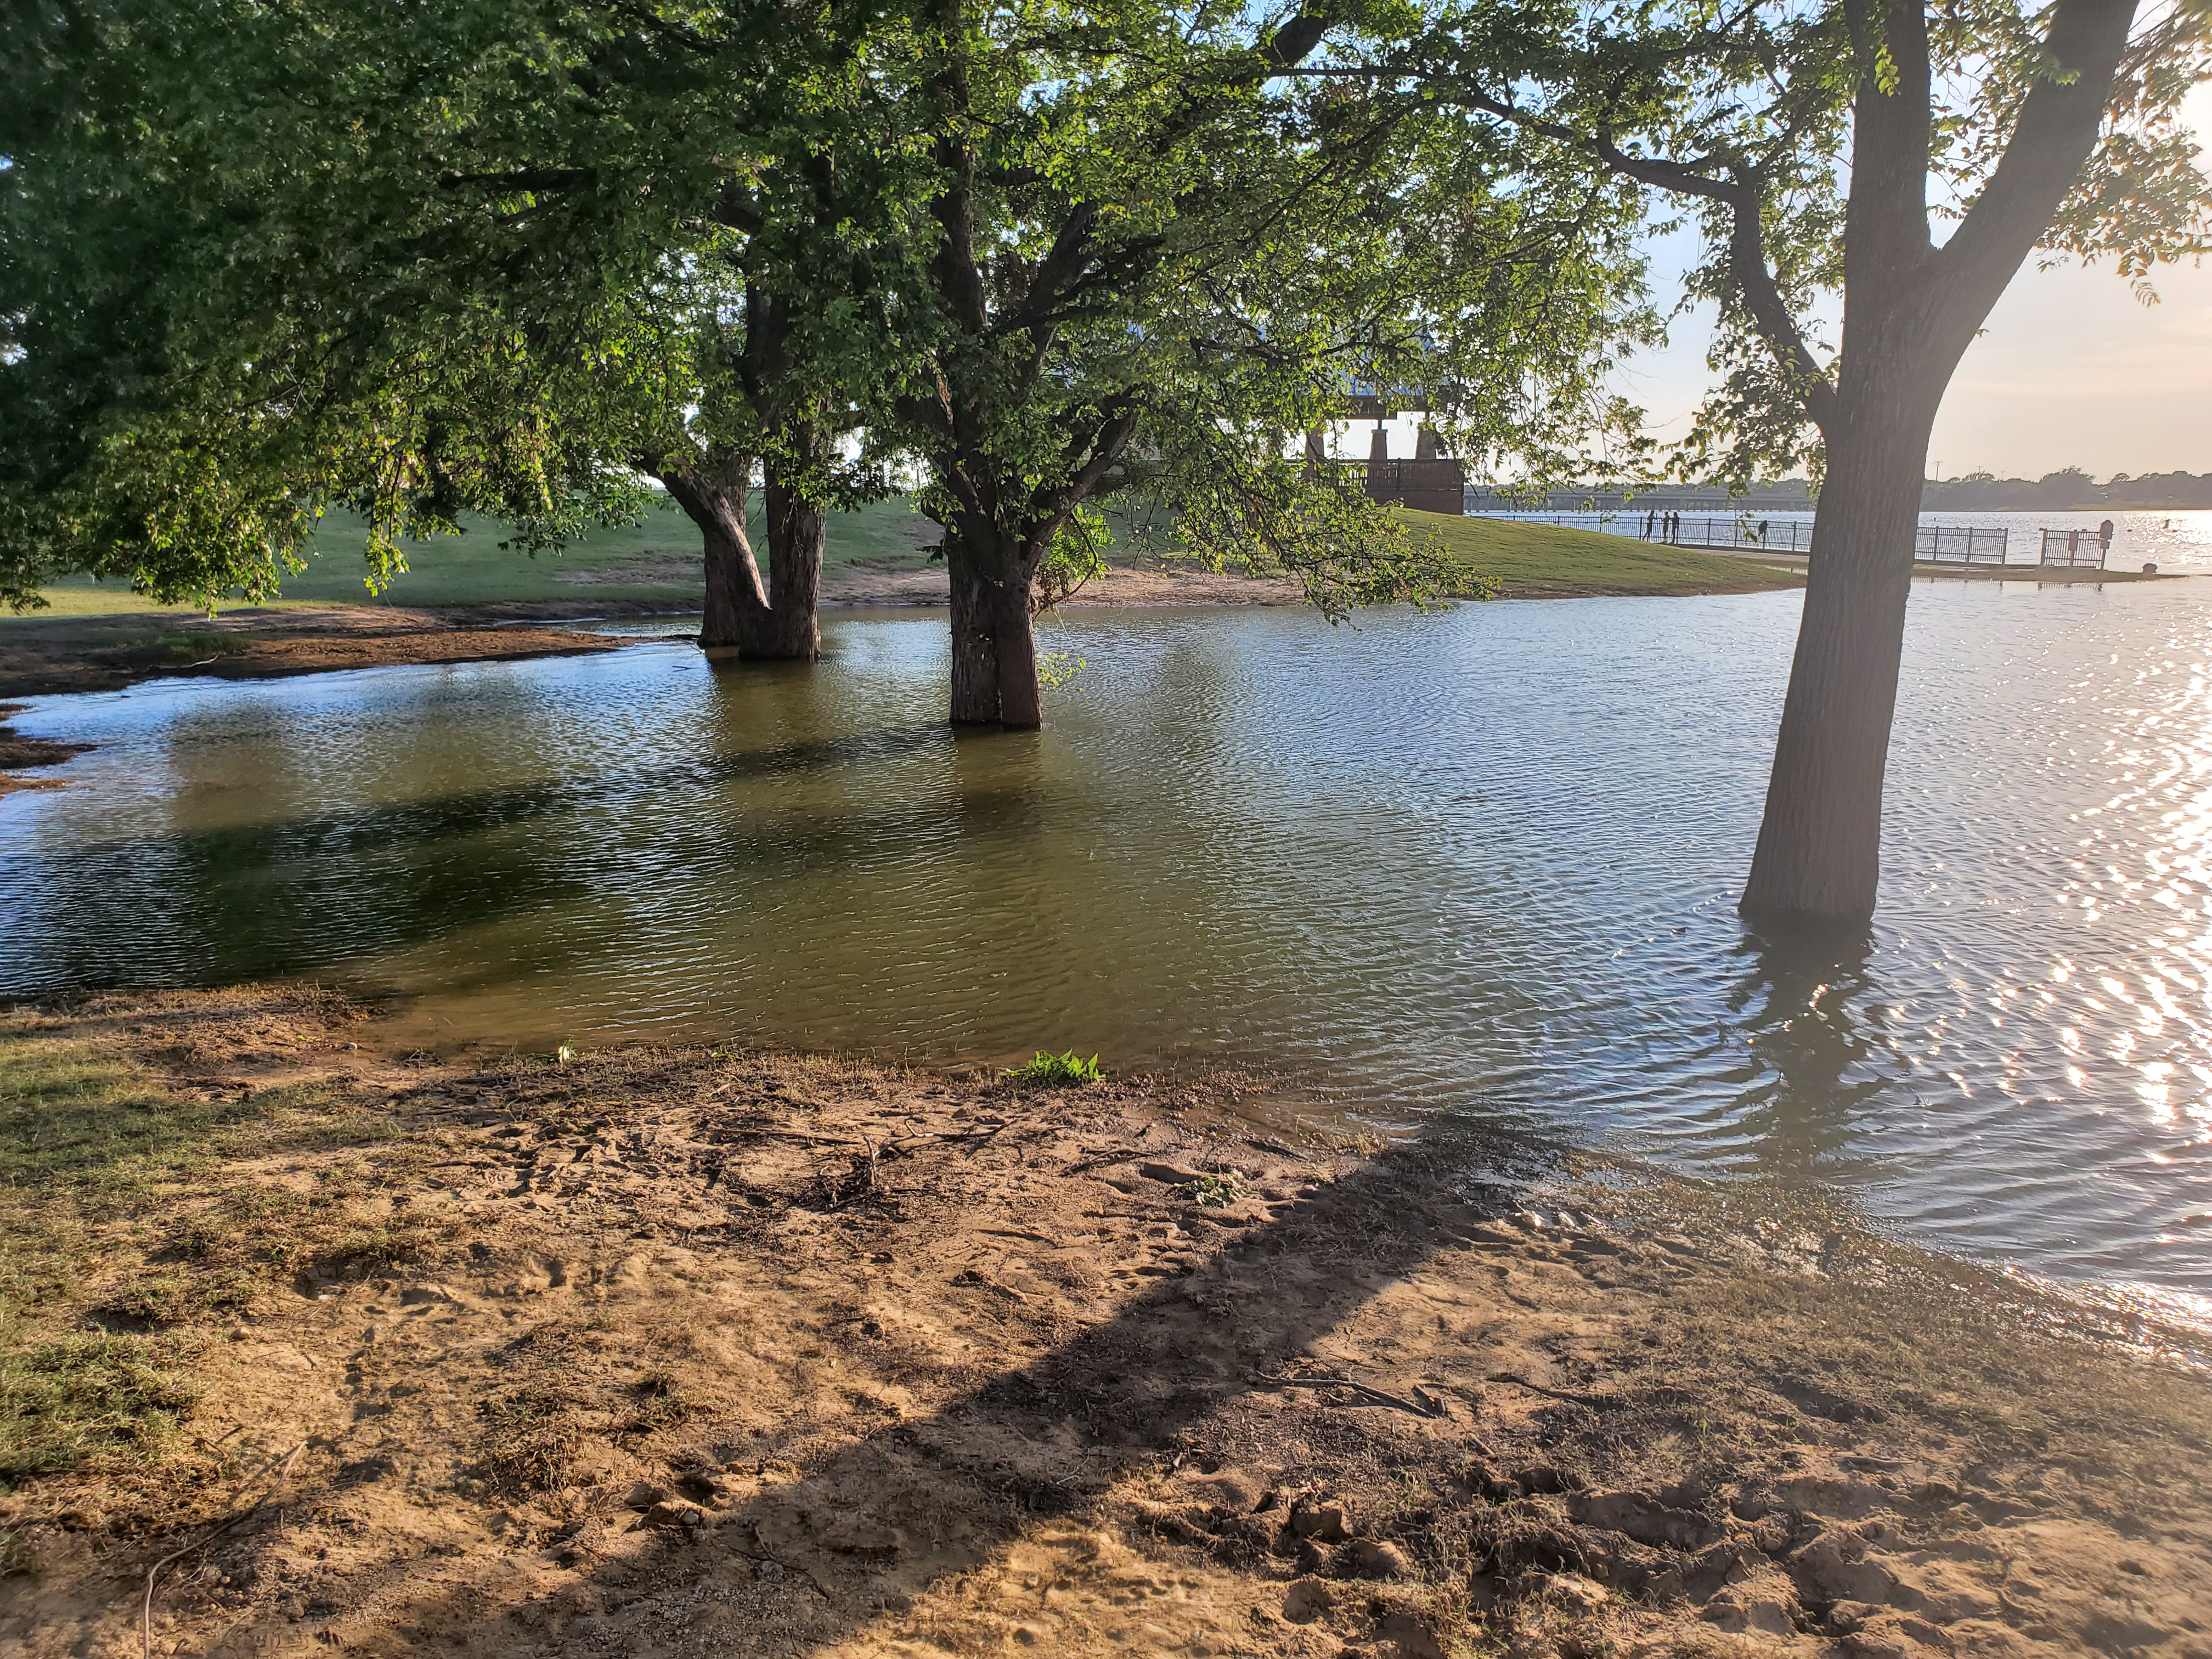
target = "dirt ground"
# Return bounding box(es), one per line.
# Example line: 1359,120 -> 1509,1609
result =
3,988 -> 2208,1659
0,707 -> 91,795
820,564 -> 1307,608
0,607 -> 624,703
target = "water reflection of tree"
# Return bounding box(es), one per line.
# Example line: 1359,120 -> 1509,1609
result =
1719,920 -> 1894,1180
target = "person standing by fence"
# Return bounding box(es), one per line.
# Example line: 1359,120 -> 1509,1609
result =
1644,510 -> 1655,539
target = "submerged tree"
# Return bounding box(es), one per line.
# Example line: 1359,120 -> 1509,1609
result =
1400,0 -> 2212,920
0,0 -> 929,658
412,5 -> 938,658
902,0 -> 1652,726
5,0 -> 1652,719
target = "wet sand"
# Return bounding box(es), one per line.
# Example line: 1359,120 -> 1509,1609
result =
4,987 -> 2208,1658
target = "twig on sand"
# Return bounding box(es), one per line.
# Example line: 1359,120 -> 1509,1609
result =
752,1128 -> 866,1147
1065,1148 -> 1147,1175
141,1441 -> 307,1659
1250,1373 -> 1446,1418
1487,1371 -> 1605,1404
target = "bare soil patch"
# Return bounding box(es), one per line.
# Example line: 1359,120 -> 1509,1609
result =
0,607 -> 627,703
3,989 -> 2208,1658
819,564 -> 1312,608
0,704 -> 93,794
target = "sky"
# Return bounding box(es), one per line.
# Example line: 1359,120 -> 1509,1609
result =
1616,234 -> 2212,483
1614,86 -> 2212,483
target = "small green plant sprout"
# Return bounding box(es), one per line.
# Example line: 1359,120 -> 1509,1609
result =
1179,1172 -> 1245,1208
1008,1050 -> 1104,1085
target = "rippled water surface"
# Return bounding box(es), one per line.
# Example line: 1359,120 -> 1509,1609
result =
7,579 -> 2212,1305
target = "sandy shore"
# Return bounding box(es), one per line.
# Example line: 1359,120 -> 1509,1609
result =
820,565 -> 1310,608
2,988 -> 2207,1658
0,606 -> 627,703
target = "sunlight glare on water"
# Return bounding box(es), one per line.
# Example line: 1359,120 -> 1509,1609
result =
3,577 -> 2211,1306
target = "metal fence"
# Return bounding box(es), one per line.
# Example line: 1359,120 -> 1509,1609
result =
2040,528 -> 2111,568
1471,512 -> 1814,553
1667,516 -> 1814,554
1916,526 -> 2011,563
1468,511 -> 2133,573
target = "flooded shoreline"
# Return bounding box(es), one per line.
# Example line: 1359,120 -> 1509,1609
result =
4,584 -> 2212,1313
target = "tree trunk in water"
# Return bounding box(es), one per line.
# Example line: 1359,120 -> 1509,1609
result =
1740,376 -> 1941,926
992,565 -> 1042,730
946,537 -> 1001,723
1726,0 -> 2131,925
759,458 -> 823,661
942,531 -> 1040,726
663,452 -> 822,660
661,458 -> 774,652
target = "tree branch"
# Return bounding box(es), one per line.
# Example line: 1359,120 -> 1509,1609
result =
1932,0 -> 2136,335
1445,89 -> 1838,432
1839,0 -> 1936,298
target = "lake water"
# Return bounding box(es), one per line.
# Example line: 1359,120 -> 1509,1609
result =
5,579 -> 2211,1322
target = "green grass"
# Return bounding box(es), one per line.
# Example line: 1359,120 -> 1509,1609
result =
0,588 -> 327,622
0,1013 -> 441,1489
0,1324 -> 202,1487
1404,510 -> 1807,598
24,494 -> 946,616
1008,1049 -> 1106,1086
18,495 -> 1807,619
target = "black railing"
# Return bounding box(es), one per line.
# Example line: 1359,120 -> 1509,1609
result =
1915,525 -> 2011,563
1474,512 -> 1814,553
2039,528 -> 2111,568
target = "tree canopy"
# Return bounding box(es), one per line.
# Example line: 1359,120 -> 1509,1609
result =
1373,0 -> 2212,488
2,0 -> 1656,668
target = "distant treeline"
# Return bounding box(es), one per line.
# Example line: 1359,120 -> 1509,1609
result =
1920,469 -> 2212,511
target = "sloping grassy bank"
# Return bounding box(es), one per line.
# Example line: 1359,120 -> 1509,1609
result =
16,498 -> 1802,623
1407,510 -> 1807,599
22,496 -> 944,618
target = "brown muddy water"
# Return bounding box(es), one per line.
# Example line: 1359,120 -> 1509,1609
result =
4,582 -> 2211,1319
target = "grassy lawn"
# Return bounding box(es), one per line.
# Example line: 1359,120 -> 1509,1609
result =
13,496 -> 1802,620
22,495 -> 947,617
1404,509 -> 1806,597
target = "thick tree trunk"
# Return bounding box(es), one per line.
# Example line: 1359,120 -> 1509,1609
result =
1740,371 -> 1943,925
662,449 -> 823,661
660,456 -> 774,652
946,537 -> 1002,724
759,457 -> 824,661
1733,0 -> 2131,925
993,563 -> 1042,730
942,528 -> 1041,726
